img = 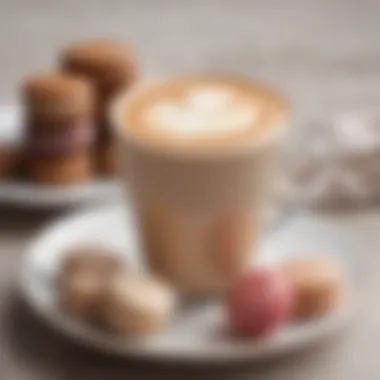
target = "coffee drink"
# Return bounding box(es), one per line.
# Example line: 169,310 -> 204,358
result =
112,74 -> 287,296
122,75 -> 284,154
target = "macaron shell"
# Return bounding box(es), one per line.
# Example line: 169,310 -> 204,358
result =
226,267 -> 294,338
61,39 -> 138,93
281,258 -> 343,318
22,73 -> 94,116
95,143 -> 118,176
0,146 -> 20,179
28,154 -> 92,185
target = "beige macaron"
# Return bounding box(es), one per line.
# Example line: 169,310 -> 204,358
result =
103,270 -> 176,335
281,257 -> 343,318
60,247 -> 122,278
59,248 -> 122,323
59,269 -> 108,321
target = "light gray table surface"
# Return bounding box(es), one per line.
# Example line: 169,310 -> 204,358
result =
1,1 -> 380,379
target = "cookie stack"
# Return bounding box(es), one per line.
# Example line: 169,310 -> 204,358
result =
0,145 -> 19,180
22,73 -> 94,184
60,39 -> 138,176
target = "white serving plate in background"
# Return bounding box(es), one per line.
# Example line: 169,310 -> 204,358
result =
0,106 -> 121,208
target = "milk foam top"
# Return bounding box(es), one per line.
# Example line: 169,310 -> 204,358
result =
119,75 -> 287,154
145,86 -> 258,136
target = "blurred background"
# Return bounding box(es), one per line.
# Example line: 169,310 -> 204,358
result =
1,0 -> 380,127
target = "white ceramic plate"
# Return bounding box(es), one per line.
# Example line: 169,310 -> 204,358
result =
0,106 -> 121,208
20,204 -> 356,364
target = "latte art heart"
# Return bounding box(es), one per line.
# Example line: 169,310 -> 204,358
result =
122,75 -> 285,153
145,87 -> 259,136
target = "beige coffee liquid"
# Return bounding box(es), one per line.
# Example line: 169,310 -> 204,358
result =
123,75 -> 286,153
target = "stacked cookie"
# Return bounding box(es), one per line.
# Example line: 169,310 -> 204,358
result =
60,39 -> 138,176
22,73 -> 94,184
0,146 -> 19,180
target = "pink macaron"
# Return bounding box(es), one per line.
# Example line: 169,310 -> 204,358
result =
226,266 -> 294,338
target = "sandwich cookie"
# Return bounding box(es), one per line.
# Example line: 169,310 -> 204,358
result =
22,73 -> 95,184
60,39 -> 138,176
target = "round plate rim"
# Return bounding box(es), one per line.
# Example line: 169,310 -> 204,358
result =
19,205 -> 353,364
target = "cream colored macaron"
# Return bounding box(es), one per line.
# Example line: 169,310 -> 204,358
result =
60,247 -> 121,278
59,270 -> 107,321
58,247 -> 122,322
281,257 -> 343,318
103,270 -> 176,335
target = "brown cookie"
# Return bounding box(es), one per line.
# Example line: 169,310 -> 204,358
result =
22,72 -> 94,119
95,97 -> 115,139
60,39 -> 138,94
22,73 -> 96,161
96,143 -> 118,177
0,145 -> 20,179
97,121 -> 113,142
28,153 -> 92,185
